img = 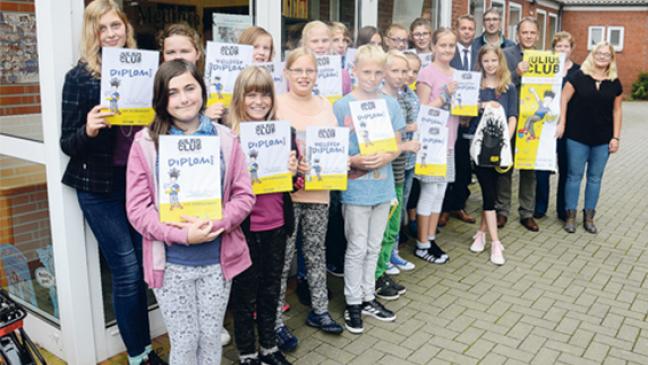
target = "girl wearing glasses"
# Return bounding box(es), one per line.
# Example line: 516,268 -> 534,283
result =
409,18 -> 433,54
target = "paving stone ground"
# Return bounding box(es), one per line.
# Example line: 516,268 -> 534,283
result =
65,102 -> 647,365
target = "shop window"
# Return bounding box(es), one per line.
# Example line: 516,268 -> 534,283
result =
379,0 -> 439,32
507,2 -> 521,42
469,0 -> 485,35
0,154 -> 58,325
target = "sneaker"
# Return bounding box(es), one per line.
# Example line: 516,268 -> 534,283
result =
390,250 -> 415,271
221,328 -> 231,346
428,240 -> 449,261
470,231 -> 486,253
239,357 -> 261,365
361,300 -> 396,322
383,274 -> 406,295
375,275 -> 400,301
344,305 -> 364,334
490,240 -> 505,266
305,311 -> 343,334
144,351 -> 167,365
414,247 -> 448,264
275,325 -> 298,353
260,351 -> 292,365
326,264 -> 344,278
385,262 -> 401,275
296,278 -> 311,306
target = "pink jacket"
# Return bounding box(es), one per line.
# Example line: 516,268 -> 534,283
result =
126,123 -> 254,288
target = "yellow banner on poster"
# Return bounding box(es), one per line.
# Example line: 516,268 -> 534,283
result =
415,163 -> 447,177
160,198 -> 222,222
414,105 -> 449,177
304,126 -> 349,191
306,173 -> 347,191
451,71 -> 481,117
251,172 -> 293,195
103,107 -> 155,126
349,99 -> 398,155
207,93 -> 233,109
514,50 -> 564,171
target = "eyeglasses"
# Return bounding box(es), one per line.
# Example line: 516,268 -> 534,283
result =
288,68 -> 316,76
594,52 -> 612,59
412,32 -> 431,38
388,37 -> 408,44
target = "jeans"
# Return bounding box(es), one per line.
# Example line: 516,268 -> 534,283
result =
76,168 -> 150,358
232,228 -> 286,355
565,139 -> 610,210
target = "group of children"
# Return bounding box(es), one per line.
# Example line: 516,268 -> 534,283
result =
62,1 -> 521,365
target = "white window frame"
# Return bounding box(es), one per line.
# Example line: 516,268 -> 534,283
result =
607,26 -> 625,52
587,26 -> 605,50
536,8 -> 547,50
468,0 -> 487,35
507,2 -> 522,41
548,13 -> 558,46
491,0 -> 506,32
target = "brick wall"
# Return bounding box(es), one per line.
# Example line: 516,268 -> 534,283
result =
0,0 -> 41,116
562,9 -> 648,97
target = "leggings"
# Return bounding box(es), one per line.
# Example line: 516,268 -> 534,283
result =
475,166 -> 498,211
416,181 -> 448,216
154,263 -> 231,365
276,203 -> 330,327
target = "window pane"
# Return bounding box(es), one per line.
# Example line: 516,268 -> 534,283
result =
609,30 -> 620,45
470,0 -> 485,35
508,7 -> 521,42
591,28 -> 603,46
549,16 -> 557,47
0,9 -> 43,142
0,154 -> 58,325
535,13 -> 546,50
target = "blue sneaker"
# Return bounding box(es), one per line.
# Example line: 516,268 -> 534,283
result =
306,311 -> 343,334
275,325 -> 298,352
390,249 -> 415,271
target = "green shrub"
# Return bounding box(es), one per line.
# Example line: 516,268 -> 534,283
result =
631,72 -> 648,100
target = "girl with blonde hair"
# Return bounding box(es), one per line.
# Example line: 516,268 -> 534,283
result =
60,1 -> 162,364
239,26 -> 275,63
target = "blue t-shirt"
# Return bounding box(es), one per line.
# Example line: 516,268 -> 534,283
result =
164,115 -> 224,267
333,93 -> 406,206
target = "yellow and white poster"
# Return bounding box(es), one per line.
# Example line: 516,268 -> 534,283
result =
349,98 -> 398,155
315,55 -> 343,104
415,105 -> 449,177
100,47 -> 159,126
205,42 -> 253,107
257,61 -> 287,94
240,121 -> 293,194
451,71 -> 481,117
158,136 -> 222,223
515,50 -> 565,171
304,126 -> 349,191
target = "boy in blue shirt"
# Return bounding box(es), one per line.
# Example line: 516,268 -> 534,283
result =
333,45 -> 405,334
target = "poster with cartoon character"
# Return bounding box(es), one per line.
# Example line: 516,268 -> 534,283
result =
315,55 -> 343,104
515,50 -> 565,171
470,104 -> 513,169
415,105 -> 449,177
240,121 -> 293,194
349,99 -> 398,155
100,47 -> 159,125
257,61 -> 287,94
304,126 -> 349,191
451,71 -> 481,117
158,135 -> 222,223
204,42 -> 253,107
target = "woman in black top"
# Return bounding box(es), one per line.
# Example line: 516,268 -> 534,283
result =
535,32 -> 580,221
59,1 -> 163,363
556,41 -> 623,234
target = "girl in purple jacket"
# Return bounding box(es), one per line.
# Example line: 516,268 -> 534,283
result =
126,60 -> 254,365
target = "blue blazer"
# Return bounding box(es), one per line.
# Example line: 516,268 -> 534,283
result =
451,43 -> 480,71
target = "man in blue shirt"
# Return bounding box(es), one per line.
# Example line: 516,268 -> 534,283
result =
472,8 -> 515,51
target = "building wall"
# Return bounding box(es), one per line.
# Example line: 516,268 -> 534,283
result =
562,9 -> 648,96
0,0 -> 40,116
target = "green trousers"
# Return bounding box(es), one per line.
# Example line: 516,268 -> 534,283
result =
375,183 -> 403,279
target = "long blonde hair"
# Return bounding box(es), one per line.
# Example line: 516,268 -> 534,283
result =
81,0 -> 137,77
228,66 -> 277,134
581,41 -> 618,81
239,26 -> 275,61
477,45 -> 511,96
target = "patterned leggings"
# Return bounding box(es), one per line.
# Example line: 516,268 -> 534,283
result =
153,263 -> 231,365
276,203 -> 330,328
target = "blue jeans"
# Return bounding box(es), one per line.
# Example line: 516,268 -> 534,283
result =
76,168 -> 151,357
565,139 -> 610,211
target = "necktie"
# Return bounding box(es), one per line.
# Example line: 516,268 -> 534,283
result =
463,49 -> 470,70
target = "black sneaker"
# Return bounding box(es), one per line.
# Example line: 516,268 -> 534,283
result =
384,274 -> 406,295
361,299 -> 396,322
429,240 -> 448,260
344,305 -> 363,334
259,351 -> 292,365
375,275 -> 400,301
239,357 -> 261,365
144,351 -> 167,365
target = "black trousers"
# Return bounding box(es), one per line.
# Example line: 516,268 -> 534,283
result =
231,227 -> 287,355
442,136 -> 472,212
475,166 -> 498,211
325,191 -> 347,269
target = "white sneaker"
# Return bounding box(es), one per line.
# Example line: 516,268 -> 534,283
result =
470,231 -> 486,253
490,240 -> 505,266
385,262 -> 401,275
221,328 -> 231,346
390,250 -> 416,271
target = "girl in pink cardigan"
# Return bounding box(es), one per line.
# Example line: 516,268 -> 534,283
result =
126,59 -> 254,365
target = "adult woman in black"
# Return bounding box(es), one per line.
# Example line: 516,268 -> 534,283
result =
557,41 -> 623,233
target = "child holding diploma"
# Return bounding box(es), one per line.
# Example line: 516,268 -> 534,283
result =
414,28 -> 460,264
469,45 -> 518,265
126,60 -> 254,365
60,1 -> 163,363
333,45 -> 405,334
227,66 -> 298,365
239,26 -> 275,63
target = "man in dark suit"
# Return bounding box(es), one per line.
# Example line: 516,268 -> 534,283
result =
440,15 -> 480,227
